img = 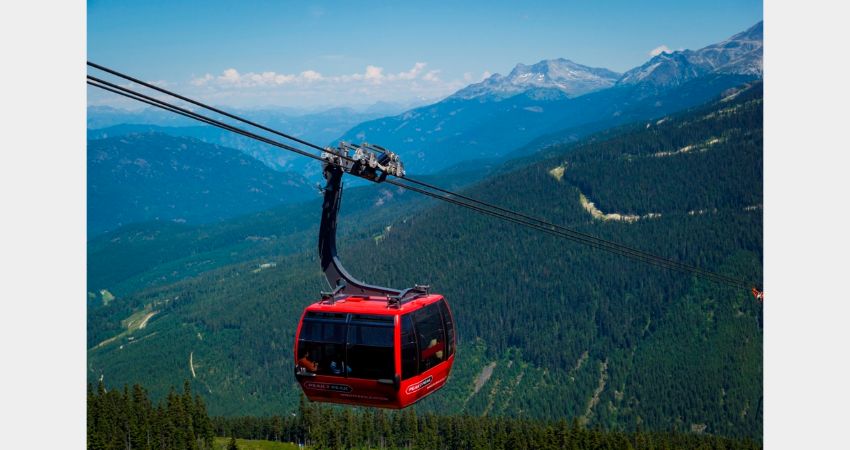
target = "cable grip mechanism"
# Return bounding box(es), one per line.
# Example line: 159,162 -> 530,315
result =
321,142 -> 405,183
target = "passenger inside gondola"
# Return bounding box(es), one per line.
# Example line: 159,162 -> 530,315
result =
298,312 -> 348,376
412,302 -> 446,371
297,349 -> 318,372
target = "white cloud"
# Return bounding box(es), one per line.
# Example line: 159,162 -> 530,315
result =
364,65 -> 384,83
190,68 -> 319,86
190,73 -> 213,86
193,63 -> 436,88
396,62 -> 426,80
481,71 -> 492,80
221,68 -> 240,83
649,45 -> 672,57
275,74 -> 296,84
422,70 -> 441,82
300,70 -> 323,82
168,62 -> 475,108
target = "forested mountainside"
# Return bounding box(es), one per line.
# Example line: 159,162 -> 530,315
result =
87,133 -> 314,235
87,84 -> 762,439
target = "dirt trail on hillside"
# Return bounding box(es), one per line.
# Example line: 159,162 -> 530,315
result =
473,362 -> 497,395
580,194 -> 643,222
138,311 -> 157,329
582,359 -> 609,423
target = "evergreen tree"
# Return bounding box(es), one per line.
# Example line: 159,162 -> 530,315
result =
271,415 -> 282,442
87,383 -> 107,450
401,408 -> 418,448
193,395 -> 214,449
342,408 -> 358,449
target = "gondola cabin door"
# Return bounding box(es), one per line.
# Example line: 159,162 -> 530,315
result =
295,294 -> 455,408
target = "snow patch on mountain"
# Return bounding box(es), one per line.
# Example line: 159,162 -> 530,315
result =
451,58 -> 621,101
618,21 -> 762,87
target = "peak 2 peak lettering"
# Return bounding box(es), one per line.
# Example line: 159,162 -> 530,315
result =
305,382 -> 352,393
406,376 -> 434,394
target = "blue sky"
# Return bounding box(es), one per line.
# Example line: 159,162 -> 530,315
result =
87,0 -> 762,109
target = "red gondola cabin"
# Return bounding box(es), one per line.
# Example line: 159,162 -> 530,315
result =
294,293 -> 455,408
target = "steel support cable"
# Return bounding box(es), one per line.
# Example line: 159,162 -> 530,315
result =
88,77 -> 715,284
87,80 -> 232,133
87,75 -> 327,164
87,77 -> 750,289
87,69 -> 757,291
87,62 -> 752,289
400,177 -> 751,288
87,78 -> 750,289
88,61 -> 327,154
386,178 -> 751,289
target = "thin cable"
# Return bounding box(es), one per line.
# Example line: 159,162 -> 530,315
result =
88,61 -> 327,153
87,69 -> 758,290
87,77 -> 751,289
87,75 -> 326,163
87,81 -> 226,130
87,62 -> 750,288
401,176 -> 750,287
387,179 -> 750,289
89,78 -> 699,280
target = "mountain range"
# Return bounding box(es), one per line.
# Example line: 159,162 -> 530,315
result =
619,21 -> 763,87
451,58 -> 621,100
88,22 -> 763,182
337,22 -> 763,175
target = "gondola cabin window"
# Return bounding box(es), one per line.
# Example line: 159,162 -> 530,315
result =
297,312 -> 347,376
438,299 -> 455,358
410,302 -> 447,375
401,314 -> 418,379
298,312 -> 396,380
346,314 -> 395,380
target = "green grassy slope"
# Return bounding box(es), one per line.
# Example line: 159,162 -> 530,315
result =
212,437 -> 300,450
